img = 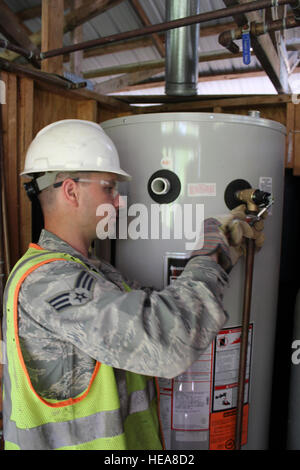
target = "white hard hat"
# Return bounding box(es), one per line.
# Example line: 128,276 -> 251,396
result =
21,119 -> 131,181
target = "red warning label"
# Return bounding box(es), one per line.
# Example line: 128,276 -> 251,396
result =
209,404 -> 249,450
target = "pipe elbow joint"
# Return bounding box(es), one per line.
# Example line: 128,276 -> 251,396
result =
218,31 -> 240,54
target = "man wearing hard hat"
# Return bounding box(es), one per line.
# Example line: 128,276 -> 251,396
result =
2,120 -> 263,450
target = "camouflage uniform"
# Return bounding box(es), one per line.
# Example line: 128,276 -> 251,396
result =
18,229 -> 228,400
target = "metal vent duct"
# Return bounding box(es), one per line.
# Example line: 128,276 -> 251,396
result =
165,0 -> 201,96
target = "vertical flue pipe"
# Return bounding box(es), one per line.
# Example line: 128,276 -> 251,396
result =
165,0 -> 200,96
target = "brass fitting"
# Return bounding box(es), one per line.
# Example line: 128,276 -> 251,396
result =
235,188 -> 259,213
236,188 -> 271,214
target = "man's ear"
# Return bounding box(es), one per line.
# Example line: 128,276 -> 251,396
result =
61,178 -> 80,207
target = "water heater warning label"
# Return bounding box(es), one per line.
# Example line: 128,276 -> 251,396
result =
209,405 -> 249,450
160,253 -> 253,450
158,324 -> 253,449
212,326 -> 253,412
209,326 -> 253,450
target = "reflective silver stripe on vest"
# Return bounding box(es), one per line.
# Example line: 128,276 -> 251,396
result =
4,383 -> 156,449
115,369 -> 156,420
130,380 -> 156,414
5,408 -> 124,450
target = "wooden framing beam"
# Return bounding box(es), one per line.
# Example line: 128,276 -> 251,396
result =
64,0 -> 126,33
41,0 -> 65,74
1,0 -> 127,64
16,2 -> 237,36
18,0 -> 127,35
88,49 -> 252,94
0,0 -> 39,55
130,0 -> 165,57
17,0 -> 72,21
85,58 -> 165,79
0,55 -> 132,112
69,0 -> 123,31
84,51 -> 244,80
17,4 -> 43,21
118,63 -> 298,94
0,71 -> 19,269
18,78 -> 34,255
114,68 -> 267,95
79,37 -> 157,61
132,93 -> 292,114
70,0 -> 84,77
94,67 -> 164,94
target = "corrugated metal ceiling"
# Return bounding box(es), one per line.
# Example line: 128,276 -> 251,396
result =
2,0 -> 300,95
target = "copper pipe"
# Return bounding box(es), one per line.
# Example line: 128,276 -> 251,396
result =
40,0 -> 295,60
0,39 -> 40,68
235,237 -> 256,450
219,15 -> 299,53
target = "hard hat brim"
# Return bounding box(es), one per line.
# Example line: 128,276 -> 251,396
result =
20,168 -> 132,182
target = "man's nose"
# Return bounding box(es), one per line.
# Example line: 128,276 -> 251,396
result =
114,194 -> 126,210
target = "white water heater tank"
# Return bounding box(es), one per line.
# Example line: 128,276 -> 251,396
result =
102,113 -> 285,450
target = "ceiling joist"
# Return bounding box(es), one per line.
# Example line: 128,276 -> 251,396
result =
132,92 -> 292,113
0,0 -> 299,98
94,67 -> 165,94
65,0 -> 126,34
16,0 -> 72,21
84,50 -> 245,80
130,0 -> 165,57
0,0 -> 127,62
0,0 -> 39,57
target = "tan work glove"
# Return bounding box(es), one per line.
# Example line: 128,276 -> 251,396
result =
191,205 -> 266,272
217,204 -> 266,266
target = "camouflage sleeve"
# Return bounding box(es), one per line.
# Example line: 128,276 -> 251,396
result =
95,257 -> 145,291
19,255 -> 228,379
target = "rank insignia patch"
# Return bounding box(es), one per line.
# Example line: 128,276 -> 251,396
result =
47,271 -> 95,311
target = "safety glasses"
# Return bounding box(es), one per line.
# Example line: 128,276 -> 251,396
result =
53,178 -> 119,198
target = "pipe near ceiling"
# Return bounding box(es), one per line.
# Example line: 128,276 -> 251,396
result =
218,15 -> 300,54
39,0 -> 297,61
165,0 -> 201,96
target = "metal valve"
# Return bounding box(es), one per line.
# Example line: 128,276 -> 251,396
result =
224,178 -> 274,223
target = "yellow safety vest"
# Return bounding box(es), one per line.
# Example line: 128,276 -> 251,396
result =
2,244 -> 163,450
